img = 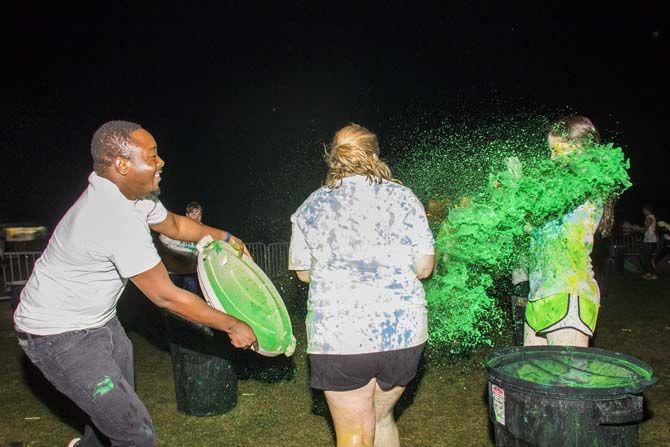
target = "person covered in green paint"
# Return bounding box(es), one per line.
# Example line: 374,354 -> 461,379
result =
524,116 -> 615,347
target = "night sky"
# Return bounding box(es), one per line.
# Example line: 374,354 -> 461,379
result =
8,2 -> 669,242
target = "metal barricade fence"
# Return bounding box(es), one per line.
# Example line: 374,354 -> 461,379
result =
1,243 -> 291,296
266,242 -> 290,278
2,251 -> 42,284
246,242 -> 267,271
612,232 -> 641,256
1,251 -> 43,298
1,232 -> 647,293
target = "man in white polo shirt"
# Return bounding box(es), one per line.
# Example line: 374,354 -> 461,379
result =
14,120 -> 255,447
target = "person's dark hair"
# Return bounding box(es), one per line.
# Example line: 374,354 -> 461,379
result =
548,115 -> 600,145
597,197 -> 616,238
643,203 -> 653,213
91,120 -> 142,175
185,201 -> 202,214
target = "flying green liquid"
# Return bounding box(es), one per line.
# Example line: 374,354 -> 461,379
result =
394,116 -> 631,355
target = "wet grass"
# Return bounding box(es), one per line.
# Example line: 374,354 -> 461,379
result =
1,271 -> 668,446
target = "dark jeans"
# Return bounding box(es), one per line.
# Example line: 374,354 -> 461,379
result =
640,242 -> 658,275
18,317 -> 156,447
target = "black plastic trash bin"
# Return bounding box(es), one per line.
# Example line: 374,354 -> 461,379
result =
486,346 -> 656,447
164,313 -> 238,416
8,280 -> 27,312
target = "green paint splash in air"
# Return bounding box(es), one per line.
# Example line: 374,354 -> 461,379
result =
393,115 -> 631,355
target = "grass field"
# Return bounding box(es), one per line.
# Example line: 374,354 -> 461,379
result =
1,271 -> 668,446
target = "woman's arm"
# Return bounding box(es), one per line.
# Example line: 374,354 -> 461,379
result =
295,270 -> 311,283
414,254 -> 435,280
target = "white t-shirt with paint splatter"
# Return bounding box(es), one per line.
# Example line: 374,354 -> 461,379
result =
14,173 -> 167,335
289,175 -> 434,354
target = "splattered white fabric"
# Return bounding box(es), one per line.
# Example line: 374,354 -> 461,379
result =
289,175 -> 434,354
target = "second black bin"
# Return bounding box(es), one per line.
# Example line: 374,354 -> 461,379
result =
486,346 -> 656,447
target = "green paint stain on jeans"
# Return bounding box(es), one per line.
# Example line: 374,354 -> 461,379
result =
93,376 -> 114,400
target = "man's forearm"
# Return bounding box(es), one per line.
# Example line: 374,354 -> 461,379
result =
163,285 -> 239,333
132,261 -> 256,349
173,214 -> 237,244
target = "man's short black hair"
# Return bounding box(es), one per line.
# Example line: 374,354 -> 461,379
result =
91,120 -> 142,175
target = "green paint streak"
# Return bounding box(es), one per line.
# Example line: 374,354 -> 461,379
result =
394,115 -> 631,354
93,375 -> 114,400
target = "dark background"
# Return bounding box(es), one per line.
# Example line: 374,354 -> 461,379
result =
7,2 -> 669,242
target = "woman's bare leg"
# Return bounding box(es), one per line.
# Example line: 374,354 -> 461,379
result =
373,382 -> 405,447
324,378 -> 377,447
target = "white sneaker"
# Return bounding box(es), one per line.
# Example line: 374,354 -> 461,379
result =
67,439 -> 81,447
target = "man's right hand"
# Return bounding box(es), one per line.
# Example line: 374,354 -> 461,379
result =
228,236 -> 252,259
131,261 -> 257,349
227,318 -> 257,350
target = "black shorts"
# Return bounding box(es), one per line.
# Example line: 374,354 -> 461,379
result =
309,343 -> 426,392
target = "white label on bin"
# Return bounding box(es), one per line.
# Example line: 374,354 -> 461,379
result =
492,384 -> 505,426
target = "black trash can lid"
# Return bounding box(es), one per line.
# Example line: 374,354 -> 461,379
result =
486,346 -> 656,396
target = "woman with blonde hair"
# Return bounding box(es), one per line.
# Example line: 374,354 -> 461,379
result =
289,124 -> 435,446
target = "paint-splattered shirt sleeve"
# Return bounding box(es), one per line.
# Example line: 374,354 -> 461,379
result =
288,214 -> 311,270
403,191 -> 435,255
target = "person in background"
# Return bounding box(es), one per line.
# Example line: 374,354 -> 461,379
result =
13,121 -> 255,447
289,124 -> 434,447
653,220 -> 670,269
156,201 -> 205,294
639,204 -> 658,280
